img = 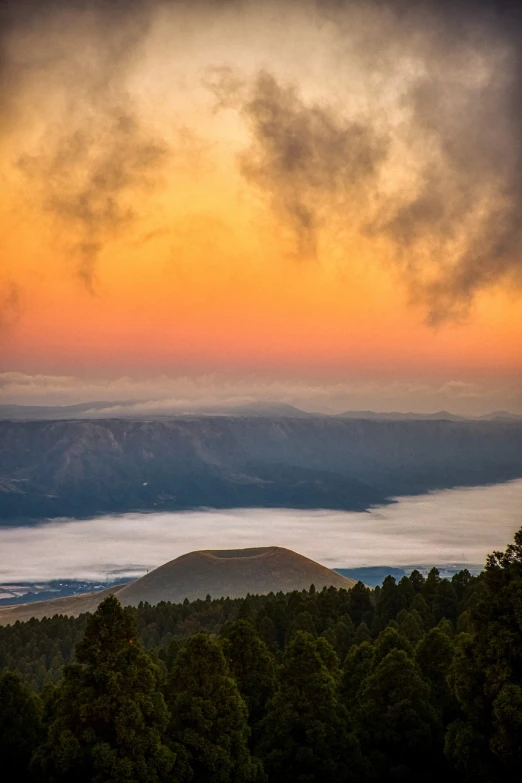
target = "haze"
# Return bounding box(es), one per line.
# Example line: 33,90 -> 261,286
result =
1,480 -> 520,582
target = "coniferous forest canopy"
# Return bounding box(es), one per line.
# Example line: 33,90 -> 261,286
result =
1,529 -> 522,782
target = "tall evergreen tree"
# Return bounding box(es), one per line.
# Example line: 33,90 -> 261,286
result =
221,620 -> 276,734
260,632 -> 361,782
373,626 -> 413,665
415,628 -> 455,720
352,621 -> 372,645
35,596 -> 173,783
358,649 -> 440,781
166,633 -> 259,783
334,615 -> 355,659
0,669 -> 43,780
397,609 -> 424,644
348,582 -> 373,625
446,528 -> 522,781
341,640 -> 375,702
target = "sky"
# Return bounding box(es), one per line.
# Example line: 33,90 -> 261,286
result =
1,0 -> 521,414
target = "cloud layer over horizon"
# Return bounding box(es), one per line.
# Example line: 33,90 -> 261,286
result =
1,371 -> 521,416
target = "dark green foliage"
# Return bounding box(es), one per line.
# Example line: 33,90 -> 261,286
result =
358,649 -> 440,781
396,609 -> 424,644
444,720 -> 492,781
333,614 -> 354,658
347,581 -> 372,624
35,596 -> 173,783
352,621 -> 372,645
341,640 -> 375,705
373,626 -> 413,664
433,580 -> 458,624
221,620 -> 276,734
256,616 -> 278,652
5,528 -> 522,782
444,529 -> 522,781
375,575 -> 403,629
166,633 -> 258,782
260,632 -> 361,782
0,669 -> 43,780
415,628 -> 455,719
410,593 -> 431,629
285,609 -> 316,642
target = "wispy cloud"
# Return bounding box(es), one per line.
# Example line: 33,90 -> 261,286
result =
0,372 -> 521,416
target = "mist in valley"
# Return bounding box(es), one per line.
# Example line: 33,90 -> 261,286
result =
1,479 -> 520,583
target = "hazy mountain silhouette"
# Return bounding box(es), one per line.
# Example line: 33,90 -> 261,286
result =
1,417 -> 521,521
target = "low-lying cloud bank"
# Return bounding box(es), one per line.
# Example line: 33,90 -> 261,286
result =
1,371 -> 521,416
0,480 -> 520,582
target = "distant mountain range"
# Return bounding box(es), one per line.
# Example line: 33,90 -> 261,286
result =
0,401 -> 520,421
1,416 -> 521,521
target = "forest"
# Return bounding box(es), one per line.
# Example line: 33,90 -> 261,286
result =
1,528 -> 522,782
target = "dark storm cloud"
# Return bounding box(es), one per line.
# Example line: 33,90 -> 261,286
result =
208,0 -> 522,320
1,0 -> 168,287
2,0 -> 522,317
18,112 -> 168,288
208,69 -> 388,258
372,0 -> 522,322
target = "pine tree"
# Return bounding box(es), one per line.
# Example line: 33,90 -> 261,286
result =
260,631 -> 361,782
353,621 -> 372,645
334,614 -> 354,659
35,595 -> 174,783
286,610 -> 316,643
358,649 -> 440,781
166,633 -> 259,782
0,669 -> 43,780
348,581 -> 373,624
221,620 -> 276,733
257,616 -> 278,652
341,640 -> 375,705
415,627 -> 455,720
445,528 -> 522,781
397,609 -> 424,644
373,626 -> 413,665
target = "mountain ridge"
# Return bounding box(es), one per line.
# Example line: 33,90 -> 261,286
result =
1,402 -> 521,421
1,417 -> 521,521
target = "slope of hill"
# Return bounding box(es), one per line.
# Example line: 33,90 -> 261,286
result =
1,417 -> 521,521
0,546 -> 355,625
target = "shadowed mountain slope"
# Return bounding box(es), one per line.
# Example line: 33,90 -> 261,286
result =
0,417 -> 521,521
0,546 -> 355,625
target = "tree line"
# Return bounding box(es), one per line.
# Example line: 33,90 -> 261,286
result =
1,527 -> 522,782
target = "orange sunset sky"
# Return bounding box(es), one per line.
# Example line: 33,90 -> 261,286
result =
1,0 -> 521,414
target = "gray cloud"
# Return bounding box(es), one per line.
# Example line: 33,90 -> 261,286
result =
2,0 -> 168,287
3,0 -> 522,316
236,71 -> 388,259
1,371 -> 521,416
207,0 -> 522,321
374,5 -> 522,323
18,111 -> 168,288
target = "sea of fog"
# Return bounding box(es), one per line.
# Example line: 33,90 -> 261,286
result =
1,480 -> 521,582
